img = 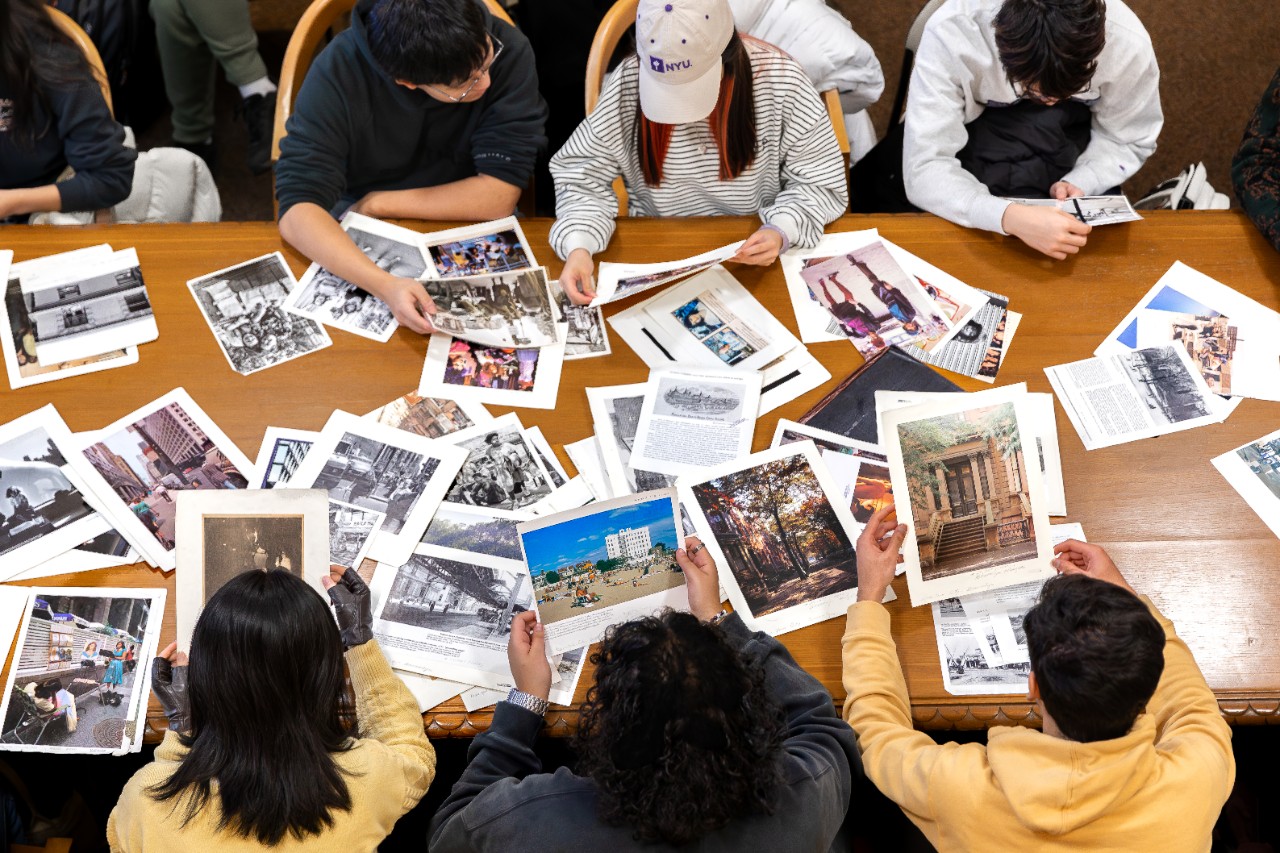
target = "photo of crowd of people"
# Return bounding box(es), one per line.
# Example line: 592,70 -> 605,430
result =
427,229 -> 531,276
445,427 -> 553,511
424,269 -> 558,348
443,340 -> 540,392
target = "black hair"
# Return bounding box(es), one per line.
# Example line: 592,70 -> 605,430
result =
1023,573 -> 1165,742
0,0 -> 96,146
366,0 -> 489,87
573,610 -> 786,845
638,30 -> 758,185
149,570 -> 355,845
993,0 -> 1106,102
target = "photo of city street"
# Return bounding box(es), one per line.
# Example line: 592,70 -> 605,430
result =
1,594 -> 154,751
380,552 -> 530,640
312,432 -> 441,535
1117,345 -> 1214,425
0,426 -> 96,560
524,497 -> 682,626
1237,435 -> 1280,500
81,402 -> 250,551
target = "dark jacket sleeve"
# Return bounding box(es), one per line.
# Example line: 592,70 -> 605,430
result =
275,55 -> 354,219
428,700 -> 544,851
51,77 -> 135,213
470,18 -> 549,189
1233,67 -> 1280,251
719,613 -> 862,793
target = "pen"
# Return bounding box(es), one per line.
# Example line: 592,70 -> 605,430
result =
1071,198 -> 1085,223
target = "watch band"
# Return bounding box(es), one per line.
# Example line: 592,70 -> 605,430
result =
707,609 -> 731,626
506,688 -> 549,717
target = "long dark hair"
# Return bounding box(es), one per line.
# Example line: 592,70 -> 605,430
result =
149,570 -> 355,845
573,611 -> 786,845
0,0 -> 95,145
638,30 -> 758,186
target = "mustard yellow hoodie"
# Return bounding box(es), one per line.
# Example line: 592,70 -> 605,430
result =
841,597 -> 1234,852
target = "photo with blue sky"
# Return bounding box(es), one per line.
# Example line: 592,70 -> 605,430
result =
522,497 -> 679,580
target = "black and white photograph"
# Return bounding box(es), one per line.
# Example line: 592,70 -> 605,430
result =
282,213 -> 428,342
422,218 -> 535,277
1008,194 -> 1141,226
1212,426 -> 1280,540
0,587 -> 165,754
20,248 -> 158,365
3,250 -> 138,391
932,599 -> 1030,696
420,502 -> 529,562
174,489 -> 330,647
524,427 -> 569,489
549,279 -> 611,360
905,292 -> 1010,381
1115,345 -> 1215,425
329,501 -> 383,570
74,389 -> 255,571
187,253 -> 332,375
423,267 -> 559,348
365,392 -> 490,440
250,427 -> 318,489
370,545 -> 534,688
632,370 -> 761,478
682,444 -> 875,635
287,410 -> 466,567
586,384 -> 677,497
0,407 -> 109,579
880,387 -> 1053,605
443,415 -> 555,511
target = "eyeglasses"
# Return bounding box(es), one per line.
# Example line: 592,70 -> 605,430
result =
1011,81 -> 1064,106
425,36 -> 504,102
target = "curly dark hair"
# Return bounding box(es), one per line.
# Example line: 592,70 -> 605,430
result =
572,610 -> 786,845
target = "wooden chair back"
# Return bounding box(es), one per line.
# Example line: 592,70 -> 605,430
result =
12,839 -> 73,853
46,7 -> 112,117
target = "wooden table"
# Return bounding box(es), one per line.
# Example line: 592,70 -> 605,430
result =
4,212 -> 1280,739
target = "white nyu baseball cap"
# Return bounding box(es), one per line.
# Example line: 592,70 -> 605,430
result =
635,0 -> 735,125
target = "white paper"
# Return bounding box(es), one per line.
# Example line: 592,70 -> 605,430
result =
71,388 -> 256,571
586,384 -> 677,497
563,436 -> 612,502
419,329 -> 566,410
186,252 -> 332,375
591,241 -> 745,307
0,406 -> 112,579
250,426 -> 320,489
1005,194 -> 1142,225
679,442 -> 893,637
461,643 -> 589,710
397,670 -> 470,713
780,229 -> 879,343
282,212 -> 427,342
423,267 -> 560,348
631,368 -> 762,477
286,409 -> 467,568
1212,428 -> 1280,540
1046,344 -> 1230,451
880,386 -> 1055,606
520,489 -> 686,655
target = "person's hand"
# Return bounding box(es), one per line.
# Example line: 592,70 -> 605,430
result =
560,249 -> 596,305
507,611 -> 551,701
856,504 -> 908,603
347,190 -> 387,219
729,226 -> 785,266
1051,540 -> 1135,594
152,641 -> 190,734
1050,181 -> 1085,200
377,278 -> 437,335
323,568 -> 374,649
676,536 -> 722,622
1002,203 -> 1091,260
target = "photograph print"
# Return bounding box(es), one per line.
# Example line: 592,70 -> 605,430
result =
586,385 -> 676,496
687,449 -> 860,621
521,492 -> 683,631
442,339 -> 539,392
251,428 -> 317,489
420,503 -> 528,562
201,514 -> 305,599
379,550 -> 532,640
773,421 -> 893,524
444,418 -> 554,511
366,392 -> 488,440
1115,345 -> 1215,425
549,280 -> 610,360
1211,426 -> 1280,540
425,226 -> 533,276
0,407 -> 107,576
800,241 -> 949,356
423,268 -> 558,348
187,253 -> 331,375
311,433 -> 439,536
329,501 -> 383,570
0,588 -> 163,753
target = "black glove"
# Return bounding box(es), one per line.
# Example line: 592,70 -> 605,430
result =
327,568 -> 374,650
152,656 -> 190,734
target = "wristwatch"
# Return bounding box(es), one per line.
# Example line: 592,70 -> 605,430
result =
506,688 -> 549,717
707,609 -> 731,626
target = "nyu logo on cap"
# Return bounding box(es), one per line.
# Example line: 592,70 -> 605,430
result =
635,0 -> 734,124
649,55 -> 666,74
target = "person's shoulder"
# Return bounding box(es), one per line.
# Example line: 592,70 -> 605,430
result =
922,0 -> 1000,42
1101,0 -> 1156,51
454,767 -> 599,829
746,39 -> 813,88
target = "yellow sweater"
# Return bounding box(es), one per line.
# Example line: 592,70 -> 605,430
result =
841,598 -> 1235,852
107,641 -> 436,853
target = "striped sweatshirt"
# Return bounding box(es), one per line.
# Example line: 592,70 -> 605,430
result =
549,39 -> 848,260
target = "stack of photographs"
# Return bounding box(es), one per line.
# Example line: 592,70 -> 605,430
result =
769,419 -> 894,536
187,253 -> 332,376
586,383 -> 678,497
423,268 -> 559,349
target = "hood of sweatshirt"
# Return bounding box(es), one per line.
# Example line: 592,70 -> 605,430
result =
983,713 -> 1158,835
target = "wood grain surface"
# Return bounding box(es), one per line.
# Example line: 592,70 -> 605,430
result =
4,211 -> 1279,739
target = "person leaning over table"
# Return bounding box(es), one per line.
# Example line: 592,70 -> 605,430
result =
550,0 -> 848,306
842,505 -> 1235,852
428,537 -> 861,851
1233,66 -> 1280,252
275,0 -> 548,335
107,569 -> 435,852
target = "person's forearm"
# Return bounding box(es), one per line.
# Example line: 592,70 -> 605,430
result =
0,185 -> 65,218
279,202 -> 399,300
357,174 -> 521,222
